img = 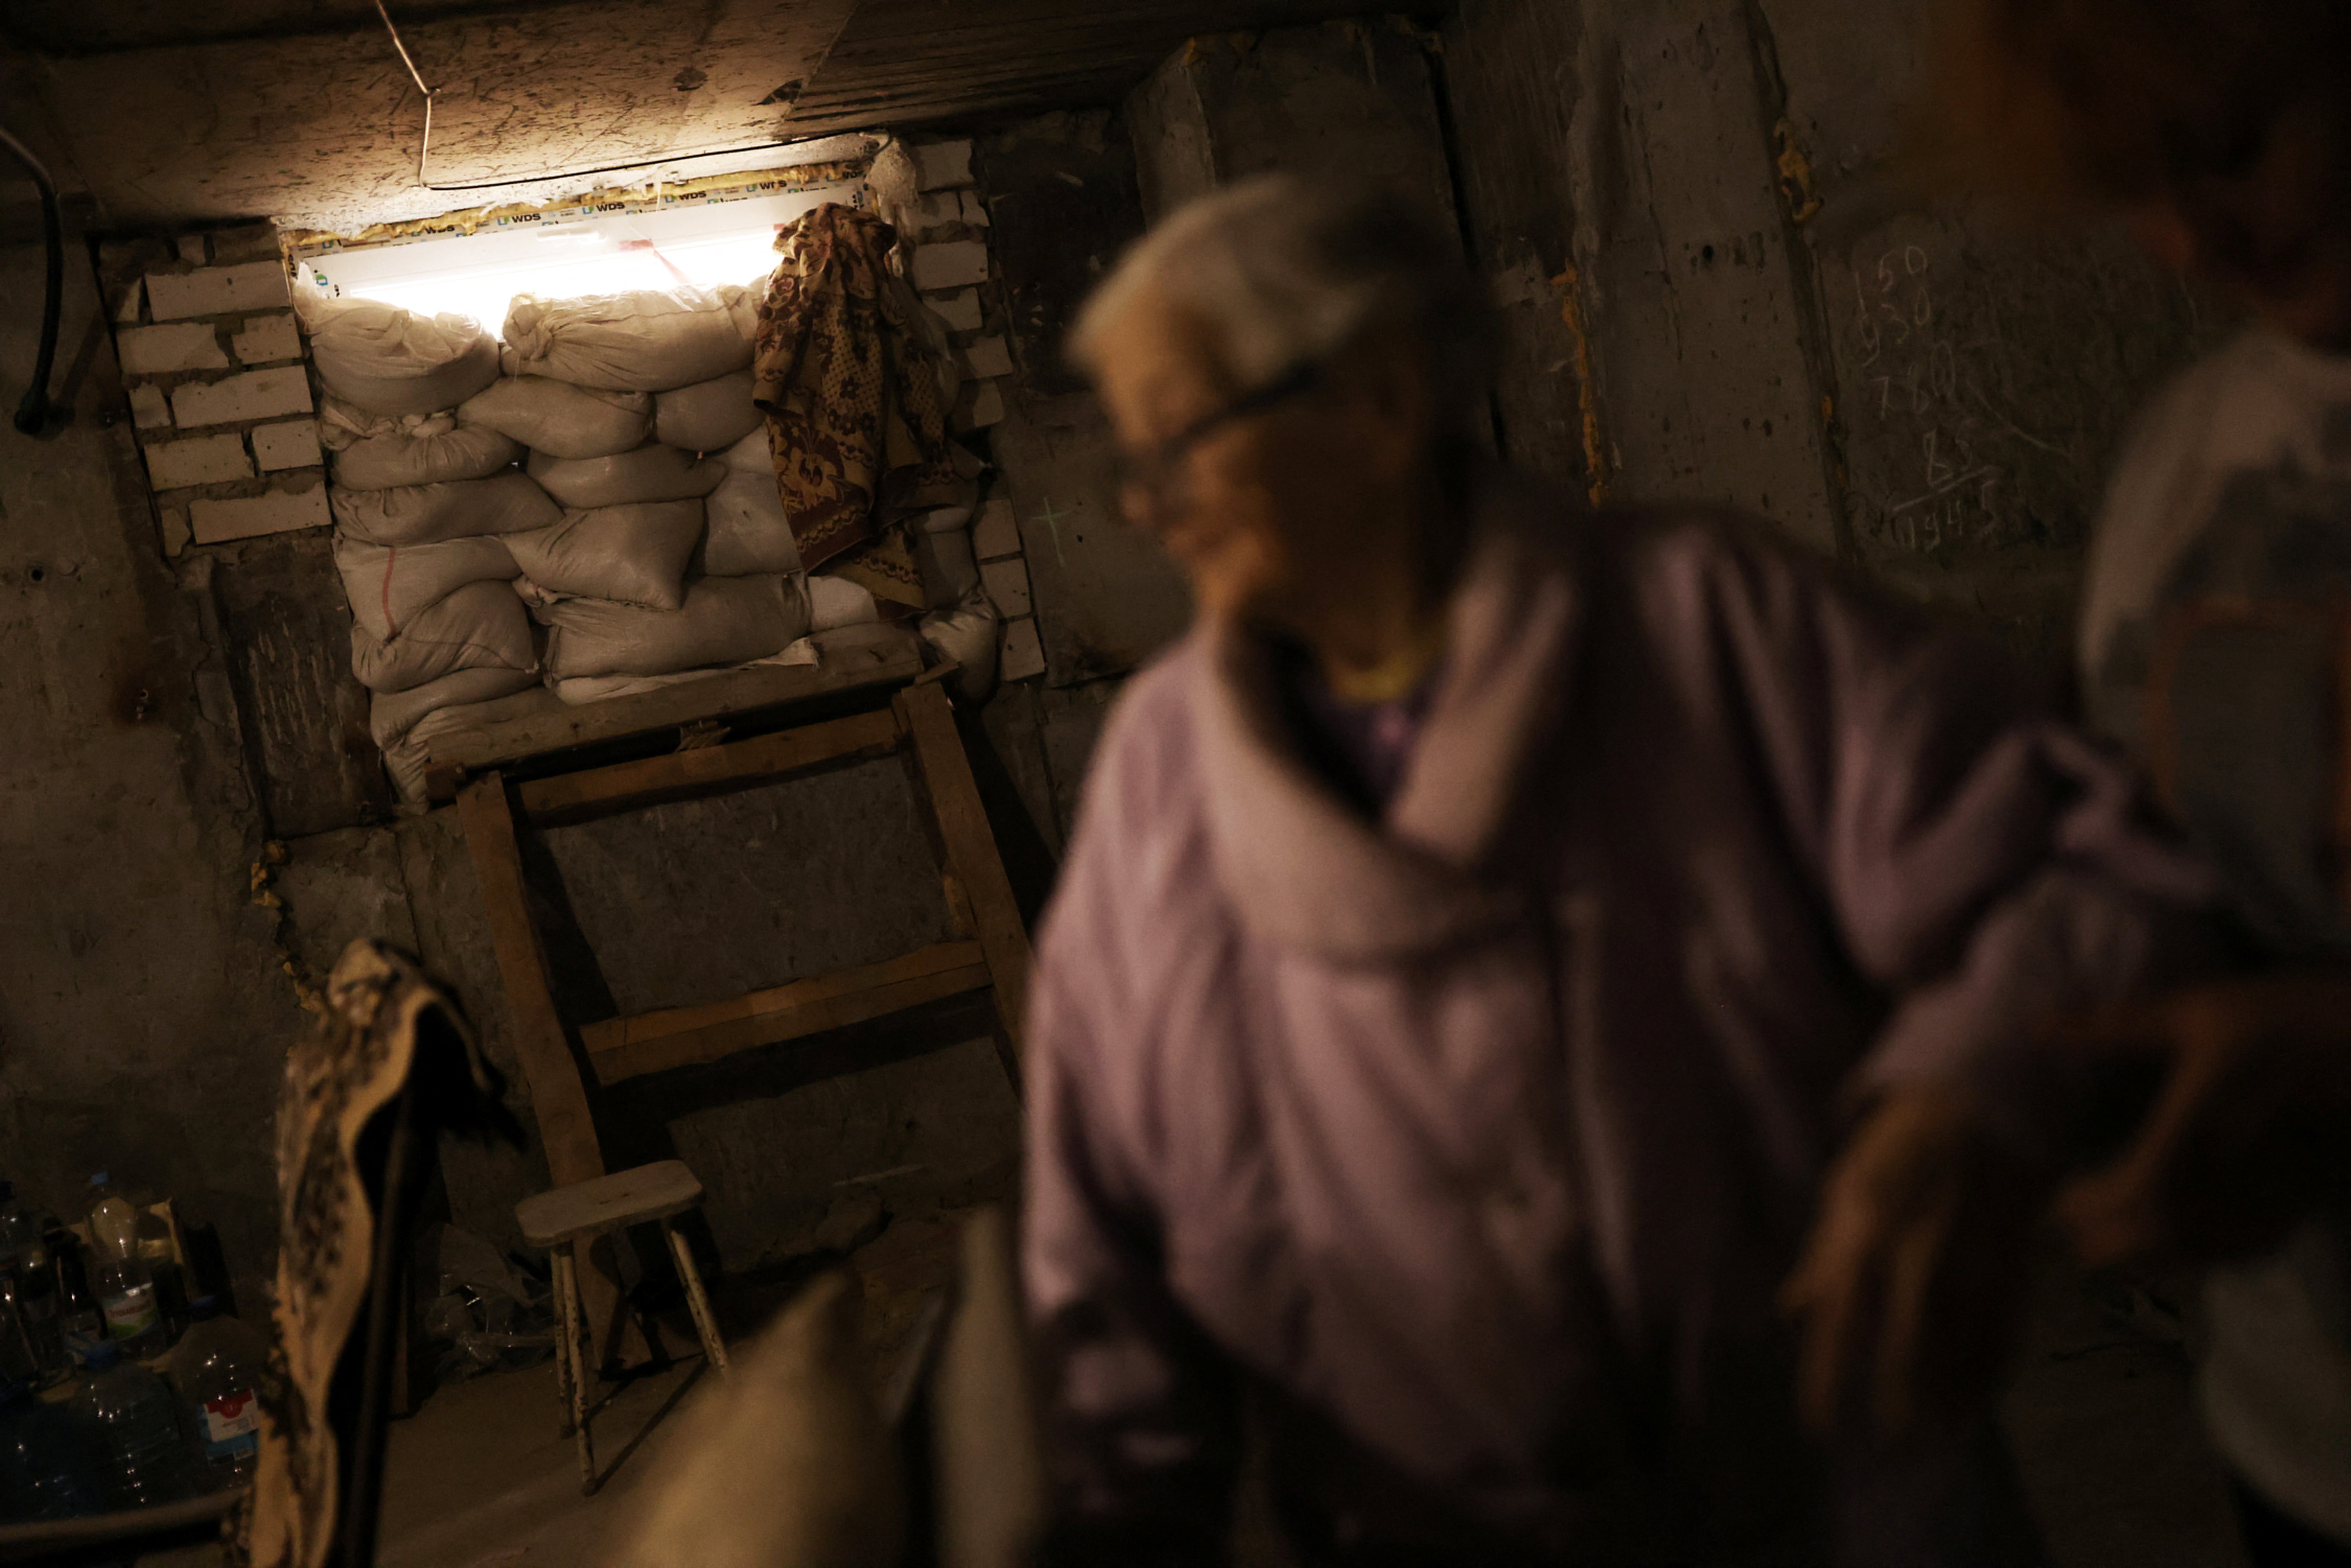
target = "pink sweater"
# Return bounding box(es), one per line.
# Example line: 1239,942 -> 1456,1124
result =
1023,469 -> 2216,1566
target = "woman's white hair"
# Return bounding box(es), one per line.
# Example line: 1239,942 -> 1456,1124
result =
1070,175 -> 1494,430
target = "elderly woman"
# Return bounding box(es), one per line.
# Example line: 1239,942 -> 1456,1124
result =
1022,177 -> 2212,1566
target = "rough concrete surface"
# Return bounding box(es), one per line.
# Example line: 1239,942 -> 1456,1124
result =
2,0 -> 861,232
987,388 -> 1192,688
0,230 -> 294,1315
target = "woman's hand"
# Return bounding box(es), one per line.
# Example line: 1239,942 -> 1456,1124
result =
2055,976 -> 2351,1269
1782,1086 -> 2045,1435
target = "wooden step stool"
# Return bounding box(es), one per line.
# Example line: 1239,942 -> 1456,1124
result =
450,658 -> 1032,1375
516,1160 -> 729,1494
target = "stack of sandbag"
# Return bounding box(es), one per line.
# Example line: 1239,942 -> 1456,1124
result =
468,287 -> 884,707
300,290 -> 556,755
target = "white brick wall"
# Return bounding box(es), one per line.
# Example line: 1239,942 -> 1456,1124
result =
146,260 -> 292,322
117,323 -> 227,375
927,289 -> 984,333
108,226 -> 330,551
891,145 -> 1047,683
962,336 -> 1013,379
913,140 -> 974,191
170,366 -> 313,429
230,311 -> 302,366
911,242 -> 989,292
190,480 -> 329,545
250,419 -> 321,473
971,499 -> 1021,561
980,556 -> 1032,618
954,380 -> 1005,431
145,433 -> 253,490
127,384 -> 172,429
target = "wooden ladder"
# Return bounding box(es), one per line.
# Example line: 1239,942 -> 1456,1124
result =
451,674 -> 1031,1369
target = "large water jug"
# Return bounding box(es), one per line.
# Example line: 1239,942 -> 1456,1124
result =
69,1340 -> 192,1509
165,1296 -> 265,1488
0,1379 -> 101,1522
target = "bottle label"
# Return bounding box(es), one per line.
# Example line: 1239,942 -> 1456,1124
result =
101,1290 -> 158,1340
203,1389 -> 263,1460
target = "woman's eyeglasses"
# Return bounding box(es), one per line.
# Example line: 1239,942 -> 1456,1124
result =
1115,360 -> 1325,529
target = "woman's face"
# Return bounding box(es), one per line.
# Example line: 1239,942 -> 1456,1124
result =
1089,290 -> 1429,625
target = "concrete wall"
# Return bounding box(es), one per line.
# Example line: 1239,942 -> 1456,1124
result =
0,225 -> 295,1311
1438,0 -> 2212,662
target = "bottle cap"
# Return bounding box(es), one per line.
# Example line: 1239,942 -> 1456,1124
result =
188,1295 -> 219,1322
82,1340 -> 120,1371
88,1173 -> 108,1188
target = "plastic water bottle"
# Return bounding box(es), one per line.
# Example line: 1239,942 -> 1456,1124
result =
9,1268 -> 70,1385
50,1236 -> 106,1369
134,1207 -> 188,1349
85,1175 -> 138,1263
0,1379 -> 101,1522
165,1297 -> 264,1488
91,1250 -> 160,1359
70,1340 -> 192,1508
85,1176 -> 161,1358
0,1184 -> 44,1275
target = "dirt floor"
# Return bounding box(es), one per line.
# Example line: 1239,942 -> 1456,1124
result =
133,1214 -> 2254,1568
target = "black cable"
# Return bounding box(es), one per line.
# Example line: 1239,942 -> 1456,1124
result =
0,123 -> 63,436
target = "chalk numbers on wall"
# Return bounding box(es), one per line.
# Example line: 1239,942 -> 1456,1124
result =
1851,243 -> 2004,554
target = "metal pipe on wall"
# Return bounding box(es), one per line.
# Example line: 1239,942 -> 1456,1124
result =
0,121 -> 64,436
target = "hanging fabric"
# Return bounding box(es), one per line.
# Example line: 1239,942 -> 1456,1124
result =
752,203 -> 962,612
233,941 -> 519,1568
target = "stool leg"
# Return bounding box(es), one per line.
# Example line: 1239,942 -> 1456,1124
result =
663,1220 -> 729,1376
554,1245 -> 597,1494
552,1255 -> 576,1439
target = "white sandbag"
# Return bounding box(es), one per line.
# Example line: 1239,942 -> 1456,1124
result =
538,573 -> 809,680
382,684 -> 562,805
717,429 -> 772,474
503,501 -> 705,611
369,664 -> 543,750
527,443 -> 724,509
331,472 -> 561,547
456,376 -> 654,459
335,531 -> 521,642
503,285 -> 756,392
331,422 -> 521,491
701,468 -> 801,576
315,394 -> 408,453
808,573 -> 879,632
349,579 -> 538,694
551,638 -> 819,704
296,291 -> 501,415
552,667 -> 728,704
920,588 -> 1001,703
654,370 -> 761,452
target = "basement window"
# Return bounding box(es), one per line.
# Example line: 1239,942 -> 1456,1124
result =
292,170 -> 869,338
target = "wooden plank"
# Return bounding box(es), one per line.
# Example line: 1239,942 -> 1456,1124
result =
586,942 -> 993,1083
423,623 -> 924,788
895,682 -> 1034,1073
516,708 -> 906,827
454,775 -> 627,1368
455,776 -> 606,1185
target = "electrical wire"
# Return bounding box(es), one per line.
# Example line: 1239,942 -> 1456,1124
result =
372,0 -> 845,194
0,121 -> 63,435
